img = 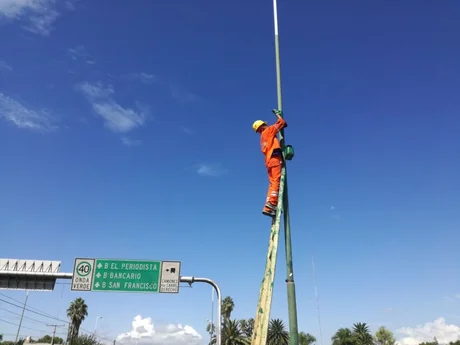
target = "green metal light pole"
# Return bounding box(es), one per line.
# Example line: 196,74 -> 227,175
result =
271,0 -> 300,344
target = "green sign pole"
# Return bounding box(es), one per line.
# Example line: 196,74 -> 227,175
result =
271,0 -> 300,344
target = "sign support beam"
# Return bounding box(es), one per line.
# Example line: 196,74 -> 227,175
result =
3,272 -> 73,279
0,258 -> 222,345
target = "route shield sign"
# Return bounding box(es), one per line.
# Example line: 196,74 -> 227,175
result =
71,258 -> 95,291
71,258 -> 181,293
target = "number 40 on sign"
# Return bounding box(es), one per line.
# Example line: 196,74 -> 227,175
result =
73,259 -> 93,291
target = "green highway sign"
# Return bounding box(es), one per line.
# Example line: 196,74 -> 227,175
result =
71,258 -> 181,294
92,259 -> 161,292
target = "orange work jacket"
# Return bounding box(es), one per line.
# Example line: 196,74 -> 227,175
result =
260,117 -> 287,166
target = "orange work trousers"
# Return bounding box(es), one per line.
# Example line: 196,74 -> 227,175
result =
266,156 -> 283,206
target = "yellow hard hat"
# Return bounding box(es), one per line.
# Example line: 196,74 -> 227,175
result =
252,120 -> 267,132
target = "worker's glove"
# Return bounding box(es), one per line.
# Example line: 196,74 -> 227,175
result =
272,109 -> 283,116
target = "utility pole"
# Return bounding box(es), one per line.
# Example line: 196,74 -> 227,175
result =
47,324 -> 64,345
15,290 -> 29,343
271,0 -> 300,343
94,316 -> 103,336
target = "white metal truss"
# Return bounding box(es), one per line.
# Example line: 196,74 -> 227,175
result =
0,258 -> 63,290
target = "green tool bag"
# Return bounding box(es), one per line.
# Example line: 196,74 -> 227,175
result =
284,145 -> 294,160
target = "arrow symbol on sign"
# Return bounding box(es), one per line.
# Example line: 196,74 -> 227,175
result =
96,273 -> 101,278
95,282 -> 100,288
97,263 -> 102,269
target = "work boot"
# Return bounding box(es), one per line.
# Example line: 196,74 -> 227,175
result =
262,207 -> 276,217
264,202 -> 277,211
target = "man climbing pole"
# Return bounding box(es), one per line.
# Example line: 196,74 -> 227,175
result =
252,109 -> 288,217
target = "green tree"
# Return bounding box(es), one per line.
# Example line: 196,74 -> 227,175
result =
375,326 -> 395,345
267,318 -> 289,345
37,335 -> 52,343
66,297 -> 88,345
420,338 -> 439,345
239,319 -> 254,339
2,341 -> 18,345
222,296 -> 235,322
211,319 -> 249,345
332,328 -> 356,345
72,335 -> 102,345
2,338 -> 25,345
352,323 -> 373,345
207,322 -> 216,337
37,335 -> 64,344
208,295 -> 313,345
299,332 -> 317,345
0,334 -> 3,342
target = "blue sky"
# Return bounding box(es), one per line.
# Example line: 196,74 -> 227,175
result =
1,0 -> 460,344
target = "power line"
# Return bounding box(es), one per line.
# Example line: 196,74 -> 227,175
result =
0,296 -> 112,342
0,306 -> 53,325
0,298 -> 67,323
47,324 -> 66,345
0,318 -> 47,334
0,293 -> 63,319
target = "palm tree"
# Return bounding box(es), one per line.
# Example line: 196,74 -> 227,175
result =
299,332 -> 317,345
267,318 -> 289,345
211,319 -> 249,345
222,296 -> 235,322
375,326 -> 395,345
66,297 -> 88,345
332,328 -> 356,345
239,318 -> 254,339
352,323 -> 373,345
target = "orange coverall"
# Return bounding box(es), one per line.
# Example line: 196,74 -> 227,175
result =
260,117 -> 287,208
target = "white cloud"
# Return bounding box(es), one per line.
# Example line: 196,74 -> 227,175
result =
0,60 -> 12,70
0,92 -> 56,132
116,315 -> 203,345
169,83 -> 201,103
121,72 -> 157,84
121,137 -> 142,146
444,294 -> 460,302
77,82 -> 114,99
397,317 -> 460,345
26,7 -> 58,35
180,126 -> 193,134
67,46 -> 96,64
0,0 -> 75,36
76,81 -> 148,133
196,163 -> 228,177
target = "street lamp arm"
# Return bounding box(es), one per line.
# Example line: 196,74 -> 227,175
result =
179,276 -> 221,345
